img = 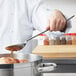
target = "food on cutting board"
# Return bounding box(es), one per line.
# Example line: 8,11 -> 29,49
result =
0,57 -> 28,64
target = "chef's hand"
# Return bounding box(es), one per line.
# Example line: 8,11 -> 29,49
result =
46,9 -> 67,31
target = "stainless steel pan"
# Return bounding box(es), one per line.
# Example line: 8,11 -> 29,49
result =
0,53 -> 56,76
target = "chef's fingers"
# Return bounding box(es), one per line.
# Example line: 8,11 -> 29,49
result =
46,20 -> 50,30
55,19 -> 61,31
46,18 -> 66,31
49,19 -> 56,31
59,19 -> 66,31
46,19 -> 56,31
55,19 -> 66,31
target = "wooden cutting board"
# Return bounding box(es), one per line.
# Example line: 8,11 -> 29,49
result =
33,45 -> 76,59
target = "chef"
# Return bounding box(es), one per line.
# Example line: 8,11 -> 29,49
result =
0,0 -> 66,54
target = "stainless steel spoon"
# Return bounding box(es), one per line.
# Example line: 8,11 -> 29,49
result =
5,29 -> 48,51
5,15 -> 75,51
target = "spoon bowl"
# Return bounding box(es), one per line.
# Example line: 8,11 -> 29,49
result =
5,43 -> 26,51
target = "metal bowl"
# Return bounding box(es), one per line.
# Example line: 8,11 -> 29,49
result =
0,53 -> 56,76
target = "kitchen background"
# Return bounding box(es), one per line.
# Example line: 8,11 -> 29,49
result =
32,0 -> 76,76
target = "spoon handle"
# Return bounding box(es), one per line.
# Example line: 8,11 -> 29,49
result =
27,29 -> 48,41
67,15 -> 75,21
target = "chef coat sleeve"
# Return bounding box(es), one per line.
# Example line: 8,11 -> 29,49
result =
27,0 -> 72,33
31,0 -> 53,32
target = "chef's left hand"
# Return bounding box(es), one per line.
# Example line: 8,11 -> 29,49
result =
46,9 -> 67,31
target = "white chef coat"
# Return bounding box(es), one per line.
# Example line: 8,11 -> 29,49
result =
0,0 -> 52,54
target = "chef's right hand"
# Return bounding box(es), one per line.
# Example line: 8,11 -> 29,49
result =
46,9 -> 67,31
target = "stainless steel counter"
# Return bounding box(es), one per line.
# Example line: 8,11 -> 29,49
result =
43,73 -> 76,76
42,58 -> 76,76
